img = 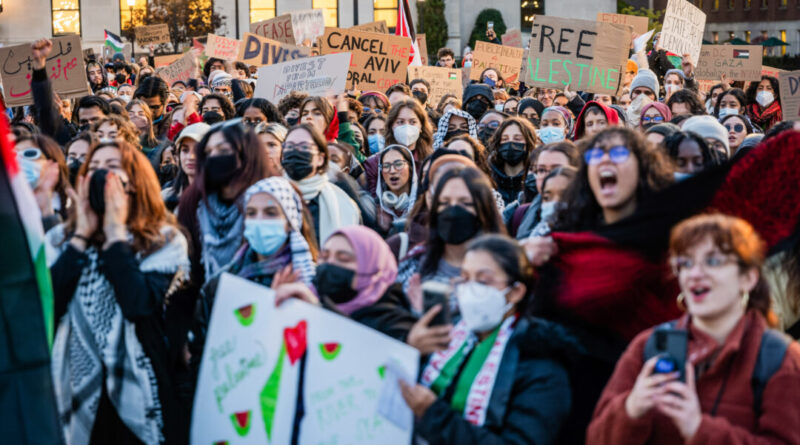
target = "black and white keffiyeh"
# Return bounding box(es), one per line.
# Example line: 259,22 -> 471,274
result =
432,109 -> 478,150
197,193 -> 244,283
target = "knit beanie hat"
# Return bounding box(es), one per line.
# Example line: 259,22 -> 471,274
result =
630,69 -> 660,99
682,115 -> 731,156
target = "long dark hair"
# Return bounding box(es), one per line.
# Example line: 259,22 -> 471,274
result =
664,131 -> 726,171
713,88 -> 747,117
745,75 -> 781,108
86,61 -> 107,92
236,97 -> 286,126
488,117 -> 539,174
284,123 -> 329,175
553,127 -> 674,231
467,234 -> 535,314
666,89 -> 706,116
420,166 -> 505,277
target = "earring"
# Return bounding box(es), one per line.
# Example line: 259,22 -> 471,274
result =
741,290 -> 750,309
676,292 -> 687,311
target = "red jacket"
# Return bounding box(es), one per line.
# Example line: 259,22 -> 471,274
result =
572,100 -> 620,140
588,310 -> 800,445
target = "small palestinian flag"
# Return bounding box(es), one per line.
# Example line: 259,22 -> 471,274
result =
104,29 -> 124,53
449,72 -> 458,80
733,49 -> 750,59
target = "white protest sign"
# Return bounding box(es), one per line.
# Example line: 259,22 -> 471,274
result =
191,273 -> 419,445
253,53 -> 350,102
660,0 -> 706,65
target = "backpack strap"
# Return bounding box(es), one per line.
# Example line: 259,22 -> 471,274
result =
751,329 -> 792,418
397,232 -> 409,261
642,320 -> 680,362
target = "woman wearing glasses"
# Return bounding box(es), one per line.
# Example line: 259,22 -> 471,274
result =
589,214 -> 800,444
639,102 -> 673,131
720,113 -> 754,154
375,145 -> 417,236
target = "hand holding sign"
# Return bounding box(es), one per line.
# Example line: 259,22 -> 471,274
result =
31,39 -> 53,70
682,53 -> 694,78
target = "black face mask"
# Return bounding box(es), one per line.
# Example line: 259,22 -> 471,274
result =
88,168 -> 108,216
68,159 -> 82,186
78,124 -> 90,132
115,73 -> 127,84
478,127 -> 495,146
203,111 -> 224,125
159,163 -> 179,185
281,150 -> 315,181
444,129 -> 468,142
465,100 -> 489,121
437,205 -> 480,245
498,142 -> 527,165
313,263 -> 358,304
524,173 -> 537,194
412,90 -> 428,106
286,116 -> 299,127
528,117 -> 541,128
204,154 -> 239,188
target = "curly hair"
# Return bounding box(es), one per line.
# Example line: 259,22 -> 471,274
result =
200,93 -> 236,120
91,115 -> 141,148
278,91 -> 309,117
745,75 -> 780,108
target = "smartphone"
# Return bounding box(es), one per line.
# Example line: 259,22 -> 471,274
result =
651,328 -> 688,382
487,21 -> 494,30
422,281 -> 451,326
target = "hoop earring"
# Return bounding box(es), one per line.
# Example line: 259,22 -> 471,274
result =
741,290 -> 750,309
676,292 -> 687,311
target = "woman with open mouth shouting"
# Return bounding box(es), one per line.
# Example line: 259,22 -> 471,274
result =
375,145 -> 417,236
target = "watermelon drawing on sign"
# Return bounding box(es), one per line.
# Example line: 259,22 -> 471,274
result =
234,303 -> 256,326
377,365 -> 386,379
319,342 -> 342,360
230,410 -> 251,436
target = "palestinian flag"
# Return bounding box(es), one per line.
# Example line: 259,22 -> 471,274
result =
0,109 -> 61,441
105,29 -> 124,52
396,0 -> 422,66
733,49 -> 750,59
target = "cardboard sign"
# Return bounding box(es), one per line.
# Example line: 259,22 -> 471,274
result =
320,28 -> 412,90
779,71 -> 800,120
191,274 -> 419,445
238,33 -> 310,67
157,51 -> 195,86
470,41 -> 525,83
696,45 -> 762,81
154,53 -> 183,68
762,65 -> 784,78
291,9 -> 326,47
525,16 -> 632,95
660,0 -> 706,65
596,13 -> 649,36
353,20 -> 388,34
250,14 -> 296,45
135,24 -> 171,46
253,52 -> 350,102
205,34 -> 242,61
417,34 -> 428,66
501,28 -> 523,48
408,66 -> 462,108
0,35 -> 89,106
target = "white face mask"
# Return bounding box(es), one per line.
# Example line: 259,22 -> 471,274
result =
494,103 -> 504,112
718,107 -> 738,118
456,281 -> 513,333
756,91 -> 774,108
393,124 -> 421,147
540,201 -> 557,221
665,84 -> 679,95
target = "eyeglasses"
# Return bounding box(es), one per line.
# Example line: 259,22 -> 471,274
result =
725,123 -> 745,133
641,115 -> 664,123
584,146 -> 631,165
380,160 -> 409,172
533,165 -> 555,176
283,142 -> 317,153
670,253 -> 738,274
478,121 -> 500,131
18,147 -> 42,160
363,107 -> 385,114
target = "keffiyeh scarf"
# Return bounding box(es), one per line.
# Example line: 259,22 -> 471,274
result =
197,193 -> 244,283
432,109 -> 478,150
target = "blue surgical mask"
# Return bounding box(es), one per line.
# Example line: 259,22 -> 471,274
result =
718,107 -> 738,118
674,171 -> 692,181
537,126 -> 566,144
540,201 -> 557,221
18,157 -> 41,189
244,219 -> 288,256
368,134 -> 385,154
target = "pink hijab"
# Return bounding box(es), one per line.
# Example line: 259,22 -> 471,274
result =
640,102 -> 673,129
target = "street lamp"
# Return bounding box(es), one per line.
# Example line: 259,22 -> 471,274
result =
127,0 -> 136,51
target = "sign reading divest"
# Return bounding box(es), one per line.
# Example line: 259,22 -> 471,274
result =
502,28 -> 523,48
205,34 -> 241,61
696,45 -> 762,81
291,9 -> 326,47
238,33 -> 310,67
253,53 -> 350,102
0,35 -> 88,106
596,13 -> 649,36
660,0 -> 706,65
470,41 -> 525,83
352,20 -> 388,34
778,71 -> 800,119
525,16 -> 632,95
250,14 -> 296,45
157,51 -> 195,86
408,66 -> 462,107
320,28 -> 411,90
135,24 -> 171,46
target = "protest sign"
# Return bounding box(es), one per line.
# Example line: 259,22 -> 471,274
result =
660,0 -> 706,65
502,28 -> 523,48
154,53 -> 183,68
320,28 -> 412,90
470,41 -> 525,83
462,67 -> 472,89
525,16 -> 632,95
695,45 -> 762,81
291,9 -> 326,47
408,66 -> 462,107
192,274 -> 419,445
205,34 -> 242,61
762,65 -> 784,78
353,20 -> 388,34
779,71 -> 800,119
249,14 -> 296,45
253,53 -> 350,102
238,33 -> 310,67
596,13 -> 649,36
157,51 -> 195,86
135,24 -> 171,46
0,35 -> 88,106
417,34 -> 428,66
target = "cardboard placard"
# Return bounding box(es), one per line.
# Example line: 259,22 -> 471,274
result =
157,51 -> 196,86
205,34 -> 241,61
253,53 -> 350,102
417,34 -> 428,66
408,66 -> 462,108
501,28 -> 523,48
660,0 -> 706,65
320,28 -> 412,90
696,45 -> 762,81
249,14 -> 296,45
0,35 -> 89,106
291,9 -> 326,47
524,16 -> 632,95
762,65 -> 784,78
154,53 -> 183,68
352,20 -> 388,34
778,71 -> 800,120
596,13 -> 649,36
135,24 -> 171,46
470,41 -> 525,83
191,274 -> 419,445
238,33 -> 310,67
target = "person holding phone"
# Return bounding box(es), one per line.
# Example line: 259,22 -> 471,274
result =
588,214 -> 800,444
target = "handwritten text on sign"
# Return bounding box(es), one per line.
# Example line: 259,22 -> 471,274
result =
525,16 -> 632,95
502,28 -> 523,48
157,51 -> 195,86
135,24 -> 171,46
408,66 -> 462,108
253,53 -> 350,102
696,45 -> 762,81
238,33 -> 309,67
778,71 -> 800,119
470,41 -> 525,83
660,0 -> 706,65
249,14 -> 295,45
320,28 -> 411,90
205,34 -> 242,61
0,35 -> 88,107
596,13 -> 649,36
291,9 -> 326,47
